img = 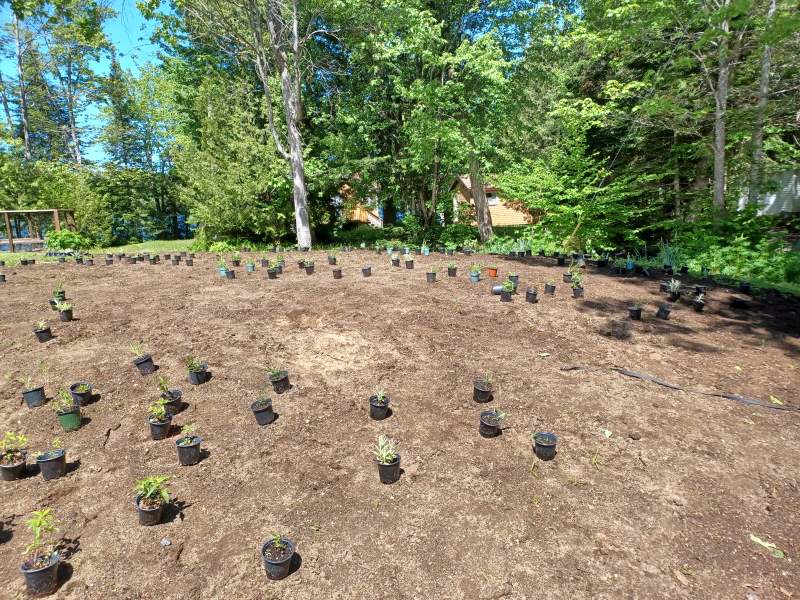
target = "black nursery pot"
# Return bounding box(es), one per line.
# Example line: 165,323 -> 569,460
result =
0,274 -> 5,283
105,258 -> 113,266
391,258 -> 400,267
261,259 -> 269,268
176,436 -> 202,466
692,301 -> 705,312
669,291 -> 681,302
0,456 -> 26,481
544,283 -> 556,295
739,282 -> 751,295
20,552 -> 60,596
270,370 -> 291,394
562,272 -> 573,283
479,411 -> 502,438
58,309 -> 73,322
231,259 -> 241,267
628,306 -> 642,320
332,268 -> 343,279
533,432 -> 558,460
525,288 -> 538,303
69,381 -> 92,406
250,399 -> 276,426
161,389 -> 183,416
188,366 -> 208,385
163,254 -> 171,260
267,268 -> 278,279
261,537 -> 296,580
133,354 -> 156,375
426,272 -> 436,283
557,257 -> 566,266
171,258 -> 179,266
656,304 -> 671,320
362,266 -> 372,277
149,416 -> 172,441
136,496 -> 165,526
225,270 -> 236,279
447,267 -> 457,277
369,394 -> 390,420
405,260 -> 414,269
22,387 -> 46,409
305,265 -> 315,275
328,256 -> 337,265
473,379 -> 493,403
185,259 -> 193,266
34,327 -> 52,343
37,449 -> 66,480
376,455 -> 401,484
572,286 -> 584,298
500,290 -> 512,302
85,259 -> 94,266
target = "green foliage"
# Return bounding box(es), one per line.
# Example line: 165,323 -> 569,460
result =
24,508 -> 58,562
372,434 -> 398,465
45,230 -> 93,251
133,475 -> 170,504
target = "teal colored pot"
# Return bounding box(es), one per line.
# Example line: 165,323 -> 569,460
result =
218,267 -> 227,277
421,246 -> 430,256
469,273 -> 480,283
57,408 -> 81,432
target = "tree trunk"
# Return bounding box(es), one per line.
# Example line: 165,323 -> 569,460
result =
65,58 -> 82,165
747,0 -> 776,206
13,15 -> 31,161
711,5 -> 731,218
0,73 -> 15,133
470,156 -> 493,242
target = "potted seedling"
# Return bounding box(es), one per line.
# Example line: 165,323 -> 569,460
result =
260,255 -> 270,268
327,251 -> 337,265
170,256 -> 180,266
571,271 -> 584,298
0,431 -> 27,480
656,303 -> 672,320
479,408 -> 508,438
267,260 -> 279,279
533,432 -> 558,460
19,508 -> 61,596
129,341 -> 156,375
260,532 -> 296,581
562,270 -> 573,284
557,255 -> 566,266
52,282 -> 66,302
69,381 -> 92,406
332,266 -> 343,279
391,252 -> 400,267
275,255 -> 285,273
231,252 -> 242,267
362,264 -> 372,277
268,368 -> 291,394
447,263 -> 457,277
0,272 -> 5,283
486,265 -> 498,278
544,280 -> 556,295
500,278 -> 514,302
373,435 -> 400,484
19,362 -> 48,408
157,376 -> 182,416
217,258 -> 228,277
473,372 -> 493,403
304,259 -> 315,275
426,267 -> 437,283
246,259 -> 256,273
667,279 -> 682,302
56,301 -> 73,322
469,264 -> 481,283
525,287 -> 538,303
36,439 -> 66,481
692,293 -> 706,312
185,355 -> 208,385
508,272 -> 520,288
148,399 -> 172,440
369,389 -> 390,420
225,267 -> 236,279
53,389 -> 81,431
404,254 -> 414,269
250,394 -> 276,426
134,475 -> 170,526
176,423 -> 202,466
628,302 -> 643,320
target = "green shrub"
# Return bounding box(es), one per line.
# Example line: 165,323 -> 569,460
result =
45,230 -> 93,251
439,223 -> 478,247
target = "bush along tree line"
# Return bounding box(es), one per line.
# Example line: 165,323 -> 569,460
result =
0,1 -> 798,290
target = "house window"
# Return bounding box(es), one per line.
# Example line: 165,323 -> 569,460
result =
486,193 -> 500,207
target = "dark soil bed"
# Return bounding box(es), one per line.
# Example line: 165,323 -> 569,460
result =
0,251 -> 798,599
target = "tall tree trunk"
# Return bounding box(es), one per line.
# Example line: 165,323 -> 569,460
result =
0,73 -> 15,133
747,0 -> 776,206
470,156 -> 493,242
65,58 -> 82,165
13,15 -> 31,161
712,3 -> 731,218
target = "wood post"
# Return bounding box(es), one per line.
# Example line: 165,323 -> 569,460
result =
3,212 -> 15,253
53,209 -> 61,231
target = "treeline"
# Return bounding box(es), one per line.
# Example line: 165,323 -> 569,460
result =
0,1 -> 799,282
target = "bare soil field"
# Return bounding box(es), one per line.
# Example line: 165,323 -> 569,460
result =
1,250 -> 798,600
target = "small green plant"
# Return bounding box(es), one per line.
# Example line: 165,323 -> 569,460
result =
267,367 -> 284,379
18,361 -> 47,390
217,258 -> 228,270
36,438 -> 63,460
35,319 -> 48,331
23,508 -> 58,567
695,293 -> 705,303
246,259 -> 255,267
232,251 -> 241,261
185,356 -> 205,373
0,431 -> 27,464
133,475 -> 170,507
509,271 -> 518,277
52,281 -> 65,296
448,262 -> 456,269
372,435 -> 398,465
428,267 -> 438,274
177,423 -> 198,446
373,389 -> 388,405
55,301 -> 72,312
484,408 -> 508,424
482,371 -> 493,386
570,271 -> 583,289
668,279 -> 682,293
253,394 -> 271,408
630,301 -> 643,309
157,375 -> 170,395
469,264 -> 481,275
304,259 -> 315,267
52,389 -> 75,413
502,278 -> 515,292
148,399 -> 168,423
129,341 -> 147,359
73,383 -> 90,393
276,254 -> 285,262
391,252 -> 399,260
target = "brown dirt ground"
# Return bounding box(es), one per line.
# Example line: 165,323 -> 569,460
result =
1,251 -> 799,600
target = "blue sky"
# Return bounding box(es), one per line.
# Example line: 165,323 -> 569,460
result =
0,0 -> 160,162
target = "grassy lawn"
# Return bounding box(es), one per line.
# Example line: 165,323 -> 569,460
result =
0,239 -> 194,266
